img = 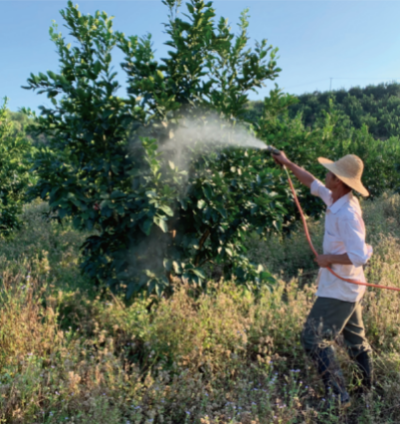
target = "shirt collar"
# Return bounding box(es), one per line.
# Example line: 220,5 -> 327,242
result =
328,191 -> 353,214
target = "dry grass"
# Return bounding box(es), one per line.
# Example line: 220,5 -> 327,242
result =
1,194 -> 400,422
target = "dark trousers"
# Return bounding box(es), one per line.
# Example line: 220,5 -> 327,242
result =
301,296 -> 371,358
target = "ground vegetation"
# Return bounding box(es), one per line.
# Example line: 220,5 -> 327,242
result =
0,193 -> 398,422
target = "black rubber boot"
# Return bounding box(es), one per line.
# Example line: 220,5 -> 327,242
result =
354,350 -> 373,392
308,346 -> 351,407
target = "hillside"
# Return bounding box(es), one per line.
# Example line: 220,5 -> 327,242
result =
248,82 -> 400,140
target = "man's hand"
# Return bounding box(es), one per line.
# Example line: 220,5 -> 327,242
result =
314,254 -> 332,268
271,150 -> 316,189
272,151 -> 291,167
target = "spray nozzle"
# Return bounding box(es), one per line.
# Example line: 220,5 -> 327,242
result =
264,145 -> 281,155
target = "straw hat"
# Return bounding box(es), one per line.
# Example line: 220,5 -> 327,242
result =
318,154 -> 369,197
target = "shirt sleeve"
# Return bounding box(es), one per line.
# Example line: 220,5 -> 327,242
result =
310,179 -> 333,207
337,218 -> 373,267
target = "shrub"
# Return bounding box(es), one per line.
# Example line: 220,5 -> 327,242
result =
24,0 -> 291,296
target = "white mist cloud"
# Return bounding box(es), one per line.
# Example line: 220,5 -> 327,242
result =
159,114 -> 267,171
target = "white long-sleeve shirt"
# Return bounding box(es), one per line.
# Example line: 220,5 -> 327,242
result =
311,179 -> 373,302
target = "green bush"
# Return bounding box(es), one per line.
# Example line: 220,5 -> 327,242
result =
24,0 -> 293,296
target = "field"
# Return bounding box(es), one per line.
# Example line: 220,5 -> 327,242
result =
0,192 -> 399,423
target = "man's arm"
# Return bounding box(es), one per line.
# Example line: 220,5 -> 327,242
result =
272,152 -> 316,188
316,217 -> 373,268
315,253 -> 353,268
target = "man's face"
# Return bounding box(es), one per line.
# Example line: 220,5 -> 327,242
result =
325,171 -> 338,190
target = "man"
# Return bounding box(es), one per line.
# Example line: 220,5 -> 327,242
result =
273,151 -> 373,407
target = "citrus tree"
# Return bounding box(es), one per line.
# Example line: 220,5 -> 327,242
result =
24,0 -> 293,296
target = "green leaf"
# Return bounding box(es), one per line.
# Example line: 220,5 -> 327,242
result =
159,204 -> 174,217
186,3 -> 194,13
110,190 -> 126,199
140,219 -> 153,236
146,190 -> 157,198
216,205 -> 227,218
260,271 -> 276,284
202,184 -> 213,200
191,268 -> 206,279
172,261 -> 182,274
197,199 -> 206,209
154,216 -> 168,233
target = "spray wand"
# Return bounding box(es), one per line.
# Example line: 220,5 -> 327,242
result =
264,145 -> 400,292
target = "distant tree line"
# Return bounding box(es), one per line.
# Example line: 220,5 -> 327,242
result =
247,82 -> 400,140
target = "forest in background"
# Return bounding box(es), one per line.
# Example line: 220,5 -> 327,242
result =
246,82 -> 400,140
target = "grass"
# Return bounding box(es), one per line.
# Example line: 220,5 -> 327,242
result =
1,194 -> 400,422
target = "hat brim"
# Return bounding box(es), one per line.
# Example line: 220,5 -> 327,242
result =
318,157 -> 369,197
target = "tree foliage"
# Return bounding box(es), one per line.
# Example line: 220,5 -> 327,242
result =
24,0 -> 292,296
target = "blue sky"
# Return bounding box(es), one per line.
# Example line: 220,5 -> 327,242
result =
2,0 -> 400,112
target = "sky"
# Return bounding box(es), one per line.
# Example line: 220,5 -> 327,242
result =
2,0 -> 400,112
